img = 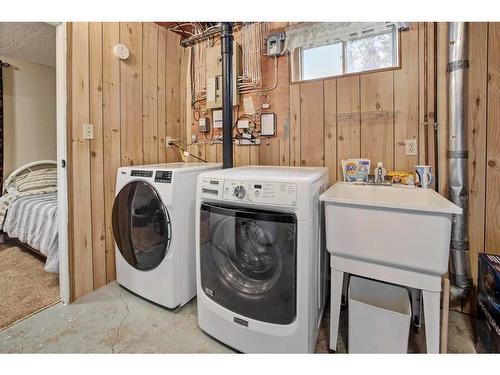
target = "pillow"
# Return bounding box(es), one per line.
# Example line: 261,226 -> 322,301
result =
12,169 -> 58,193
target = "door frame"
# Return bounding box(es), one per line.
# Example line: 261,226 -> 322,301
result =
55,22 -> 70,304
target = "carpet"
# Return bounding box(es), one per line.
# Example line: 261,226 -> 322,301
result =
0,243 -> 60,330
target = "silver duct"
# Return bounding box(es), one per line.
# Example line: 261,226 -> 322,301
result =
447,22 -> 472,301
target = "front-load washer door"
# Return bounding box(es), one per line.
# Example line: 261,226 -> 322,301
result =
112,181 -> 171,271
200,203 -> 297,325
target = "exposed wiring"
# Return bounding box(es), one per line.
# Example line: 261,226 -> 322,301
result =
258,93 -> 270,106
239,55 -> 279,94
169,142 -> 208,163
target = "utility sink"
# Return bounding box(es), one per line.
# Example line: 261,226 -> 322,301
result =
320,183 -> 462,276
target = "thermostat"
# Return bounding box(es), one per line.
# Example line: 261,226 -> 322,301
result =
266,32 -> 285,57
113,44 -> 129,60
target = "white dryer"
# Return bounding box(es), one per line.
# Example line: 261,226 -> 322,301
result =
195,166 -> 329,353
113,162 -> 221,308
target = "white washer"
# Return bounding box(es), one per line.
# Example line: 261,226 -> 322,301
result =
113,162 -> 221,308
195,166 -> 329,353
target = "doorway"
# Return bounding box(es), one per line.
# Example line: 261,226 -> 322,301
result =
0,22 -> 69,331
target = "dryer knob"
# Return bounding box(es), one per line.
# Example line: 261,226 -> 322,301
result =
233,185 -> 246,199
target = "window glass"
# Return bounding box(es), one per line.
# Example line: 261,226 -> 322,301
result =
346,30 -> 395,74
301,42 -> 343,81
296,26 -> 398,82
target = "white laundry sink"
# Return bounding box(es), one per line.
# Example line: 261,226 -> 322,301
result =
320,183 -> 462,276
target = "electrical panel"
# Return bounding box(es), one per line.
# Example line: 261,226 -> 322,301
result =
266,32 -> 286,56
205,41 -> 240,109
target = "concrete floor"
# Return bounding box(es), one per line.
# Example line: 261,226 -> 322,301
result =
0,282 -> 476,353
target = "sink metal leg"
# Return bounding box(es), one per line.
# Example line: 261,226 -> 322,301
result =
329,268 -> 344,351
411,288 -> 423,327
423,290 -> 441,353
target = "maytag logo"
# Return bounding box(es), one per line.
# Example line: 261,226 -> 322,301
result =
233,317 -> 248,327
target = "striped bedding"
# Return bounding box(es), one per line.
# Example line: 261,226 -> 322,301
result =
3,193 -> 59,273
0,168 -> 59,273
0,168 -> 58,228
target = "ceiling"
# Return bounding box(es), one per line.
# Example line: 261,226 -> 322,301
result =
0,22 -> 56,67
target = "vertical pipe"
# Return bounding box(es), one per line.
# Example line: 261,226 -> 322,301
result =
433,22 -> 439,191
221,22 -> 233,169
447,22 -> 472,301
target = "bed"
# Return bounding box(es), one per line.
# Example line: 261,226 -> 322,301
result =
0,161 -> 59,273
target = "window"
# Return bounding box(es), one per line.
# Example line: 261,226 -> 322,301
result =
346,29 -> 396,74
301,43 -> 343,81
295,26 -> 398,82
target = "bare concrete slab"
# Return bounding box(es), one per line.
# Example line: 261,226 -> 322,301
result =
0,282 -> 231,353
0,282 -> 476,353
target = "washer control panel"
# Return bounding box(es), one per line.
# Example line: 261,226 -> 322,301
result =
131,170 -> 153,178
154,170 -> 172,183
223,180 -> 297,206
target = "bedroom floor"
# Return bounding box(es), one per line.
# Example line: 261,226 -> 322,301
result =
0,242 -> 60,330
0,281 -> 477,353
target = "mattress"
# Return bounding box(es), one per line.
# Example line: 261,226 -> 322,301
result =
3,193 -> 59,273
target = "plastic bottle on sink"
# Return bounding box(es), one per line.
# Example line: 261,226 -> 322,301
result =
374,161 -> 387,183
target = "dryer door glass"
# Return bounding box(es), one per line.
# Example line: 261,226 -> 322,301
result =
112,181 -> 171,271
200,203 -> 297,325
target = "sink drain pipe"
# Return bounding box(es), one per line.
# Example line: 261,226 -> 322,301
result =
447,22 -> 472,302
221,22 -> 234,169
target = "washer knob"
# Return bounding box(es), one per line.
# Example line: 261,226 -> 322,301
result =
233,185 -> 246,199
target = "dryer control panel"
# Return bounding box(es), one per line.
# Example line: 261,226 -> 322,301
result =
222,180 -> 297,206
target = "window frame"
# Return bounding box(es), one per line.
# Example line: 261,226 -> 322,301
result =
291,26 -> 401,84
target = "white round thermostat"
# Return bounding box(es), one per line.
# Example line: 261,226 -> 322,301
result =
113,44 -> 129,60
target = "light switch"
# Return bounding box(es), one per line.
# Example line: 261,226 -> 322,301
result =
83,123 -> 94,140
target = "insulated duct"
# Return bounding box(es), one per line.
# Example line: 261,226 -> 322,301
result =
447,22 -> 472,301
221,22 -> 234,169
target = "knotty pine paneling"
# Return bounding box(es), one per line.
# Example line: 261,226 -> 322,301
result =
68,22 -> 182,300
336,75 -> 361,177
69,22 -> 93,299
89,22 -> 106,289
360,71 -> 395,171
102,22 -> 121,283
120,22 -> 143,167
467,23 -> 488,292
299,80 -> 324,167
486,23 -> 500,253
394,22 -> 419,171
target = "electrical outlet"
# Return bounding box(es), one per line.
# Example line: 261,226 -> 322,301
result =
405,139 -> 417,156
83,123 -> 94,140
165,136 -> 172,148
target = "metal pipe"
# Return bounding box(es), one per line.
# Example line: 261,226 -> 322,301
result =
447,22 -> 472,302
221,22 -> 234,169
434,22 -> 439,191
423,23 -> 429,165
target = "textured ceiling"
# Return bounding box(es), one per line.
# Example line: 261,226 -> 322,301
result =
0,22 -> 56,67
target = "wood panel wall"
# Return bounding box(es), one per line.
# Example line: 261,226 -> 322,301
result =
184,23 -> 422,182
68,22 -> 182,300
67,21 -> 500,303
180,22 -> 500,299
434,23 -> 500,312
